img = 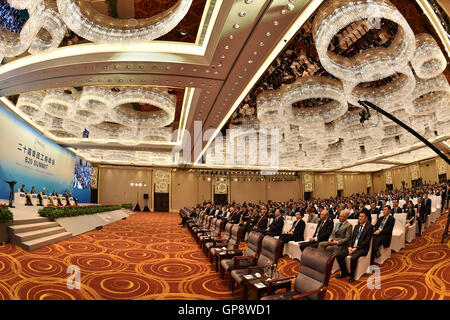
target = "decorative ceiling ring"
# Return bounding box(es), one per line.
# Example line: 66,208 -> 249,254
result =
139,127 -> 173,143
411,33 -> 447,79
312,0 -> 415,83
78,87 -> 114,114
41,88 -> 78,118
62,119 -> 84,136
407,74 -> 450,118
256,92 -> 285,125
87,121 -> 137,141
73,109 -> 102,126
27,2 -> 66,55
16,91 -> 45,121
2,1 -> 65,59
281,76 -> 348,124
349,65 -> 416,107
56,0 -> 193,42
109,88 -> 176,128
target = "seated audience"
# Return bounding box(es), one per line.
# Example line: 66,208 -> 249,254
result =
262,209 -> 284,237
371,205 -> 395,264
279,212 -> 305,251
300,210 -> 333,251
318,209 -> 352,256
336,211 -> 374,283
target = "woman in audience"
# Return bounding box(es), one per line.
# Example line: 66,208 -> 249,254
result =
404,200 -> 415,232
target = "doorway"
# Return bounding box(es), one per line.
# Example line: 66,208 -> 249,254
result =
214,194 -> 228,206
154,193 -> 169,212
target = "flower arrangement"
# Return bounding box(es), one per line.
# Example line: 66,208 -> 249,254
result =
38,205 -> 122,221
0,204 -> 14,222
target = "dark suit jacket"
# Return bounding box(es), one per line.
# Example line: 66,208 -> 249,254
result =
255,215 -> 268,232
350,223 -> 374,254
425,198 -> 431,215
416,202 -> 427,221
391,207 -> 403,215
313,219 -> 333,243
267,216 -> 284,236
229,211 -> 241,224
291,219 -> 305,241
373,215 -> 395,247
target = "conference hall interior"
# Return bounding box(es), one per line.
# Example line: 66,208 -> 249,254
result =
0,0 -> 449,302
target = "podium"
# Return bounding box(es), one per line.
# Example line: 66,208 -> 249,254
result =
5,181 -> 16,208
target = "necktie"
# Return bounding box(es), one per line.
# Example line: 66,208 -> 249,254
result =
379,216 -> 387,230
313,221 -> 322,237
334,223 -> 343,235
354,225 -> 363,246
289,220 -> 298,232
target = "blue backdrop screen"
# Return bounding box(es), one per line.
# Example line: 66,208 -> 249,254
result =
0,104 -> 77,200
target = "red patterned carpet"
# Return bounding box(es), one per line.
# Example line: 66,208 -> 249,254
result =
0,212 -> 448,300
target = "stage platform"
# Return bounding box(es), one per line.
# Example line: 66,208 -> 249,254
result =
0,200 -> 134,250
0,199 -> 98,221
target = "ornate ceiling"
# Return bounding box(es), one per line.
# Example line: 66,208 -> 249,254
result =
0,0 -> 448,172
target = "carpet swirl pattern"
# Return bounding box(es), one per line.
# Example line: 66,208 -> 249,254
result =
0,212 -> 448,300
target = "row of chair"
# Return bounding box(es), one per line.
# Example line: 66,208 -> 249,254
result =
179,208 -> 337,300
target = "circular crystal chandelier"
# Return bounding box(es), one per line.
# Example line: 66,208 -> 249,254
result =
411,33 -> 447,79
282,76 -> 348,123
79,87 -> 114,115
1,0 -> 66,61
312,0 -> 416,84
56,0 -> 193,43
109,88 -> 176,129
349,65 -> 416,108
87,121 -> 137,141
407,74 -> 450,119
16,91 -> 45,121
41,88 -> 79,118
139,127 -> 173,143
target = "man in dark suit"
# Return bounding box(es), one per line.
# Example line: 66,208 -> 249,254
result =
279,212 -> 305,252
424,193 -> 432,217
371,205 -> 395,264
229,207 -> 241,224
253,209 -> 268,233
300,210 -> 333,251
19,184 -> 26,193
318,209 -> 352,256
239,208 -> 259,241
402,196 -> 410,211
336,211 -> 374,283
441,186 -> 447,215
391,200 -> 402,215
415,196 -> 427,236
263,209 -> 284,237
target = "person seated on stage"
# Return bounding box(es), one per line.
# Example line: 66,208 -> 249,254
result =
262,209 -> 284,237
63,191 -> 71,206
371,205 -> 395,265
305,206 -> 319,224
391,199 -> 403,215
25,186 -> 36,206
37,187 -> 47,206
335,211 -> 374,283
279,211 -> 305,252
253,208 -> 268,233
300,209 -> 333,251
50,189 -> 63,206
404,200 -> 415,232
318,209 -> 352,256
19,184 -> 26,193
69,192 -> 78,206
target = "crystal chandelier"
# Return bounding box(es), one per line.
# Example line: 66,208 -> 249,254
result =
109,87 -> 176,129
56,0 -> 193,42
411,33 -> 447,79
1,0 -> 66,61
312,0 -> 416,84
282,76 -> 348,123
16,91 -> 45,120
41,88 -> 79,118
